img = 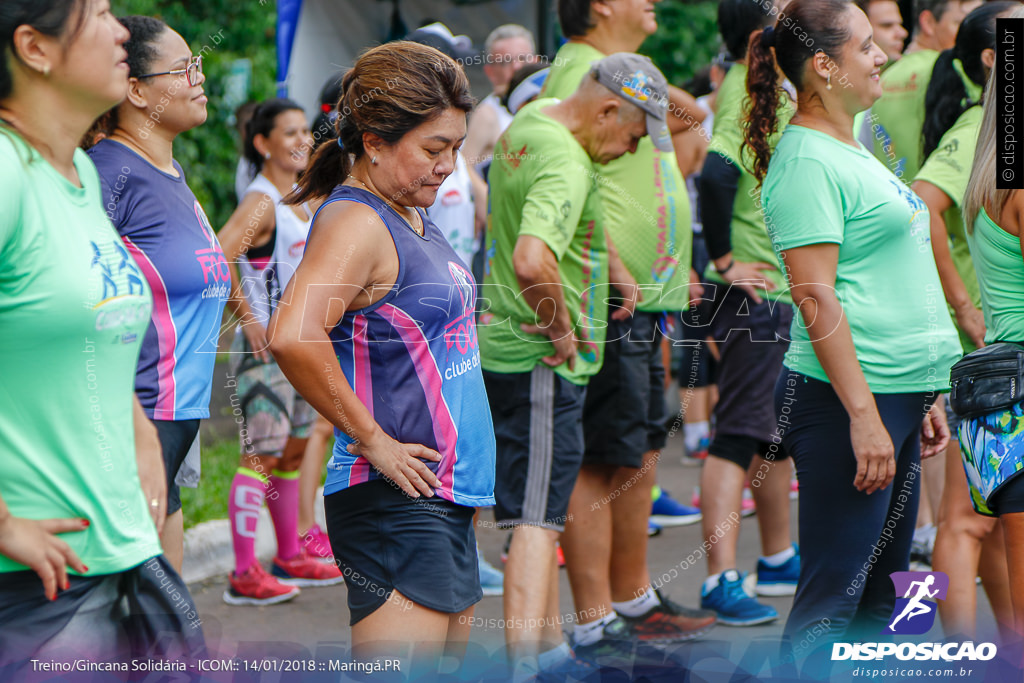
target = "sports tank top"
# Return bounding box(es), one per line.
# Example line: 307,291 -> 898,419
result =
321,186 -> 496,507
235,174 -> 311,327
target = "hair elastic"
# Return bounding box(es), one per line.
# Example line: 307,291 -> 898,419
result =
337,136 -> 345,151
761,25 -> 776,48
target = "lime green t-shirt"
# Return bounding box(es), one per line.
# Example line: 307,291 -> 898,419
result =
542,41 -> 692,312
868,49 -> 939,185
479,99 -> 609,385
763,125 -> 961,393
915,105 -> 983,352
968,207 -> 1024,344
0,132 -> 161,575
705,64 -> 795,303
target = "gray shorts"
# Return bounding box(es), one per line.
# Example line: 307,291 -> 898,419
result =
231,334 -> 314,456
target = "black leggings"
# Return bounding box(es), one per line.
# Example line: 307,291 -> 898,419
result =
775,369 -> 935,645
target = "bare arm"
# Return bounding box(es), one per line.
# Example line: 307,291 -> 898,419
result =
133,395 -> 165,533
513,235 -> 578,371
268,201 -> 441,498
218,192 -> 277,361
913,180 -> 984,348
462,104 -> 500,168
468,164 -> 488,237
605,231 -> 640,321
667,85 -> 706,134
782,243 -> 895,494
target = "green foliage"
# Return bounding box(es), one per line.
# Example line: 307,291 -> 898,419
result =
640,1 -> 721,88
179,438 -> 239,529
112,0 -> 278,229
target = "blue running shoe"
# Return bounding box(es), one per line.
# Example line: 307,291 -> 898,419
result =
650,488 -> 702,527
648,519 -> 663,537
756,543 -> 799,596
700,570 -> 778,626
478,546 -> 504,597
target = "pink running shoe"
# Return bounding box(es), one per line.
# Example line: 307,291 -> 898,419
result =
223,562 -> 300,606
300,524 -> 334,560
272,549 -> 345,587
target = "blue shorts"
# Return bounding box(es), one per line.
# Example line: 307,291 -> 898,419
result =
958,401 -> 1024,517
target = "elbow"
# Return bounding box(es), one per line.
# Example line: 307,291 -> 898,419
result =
513,247 -> 544,286
266,314 -> 298,360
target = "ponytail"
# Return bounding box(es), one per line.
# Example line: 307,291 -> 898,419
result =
921,1 -> 1015,159
921,51 -> 970,160
287,133 -> 351,205
743,26 -> 781,184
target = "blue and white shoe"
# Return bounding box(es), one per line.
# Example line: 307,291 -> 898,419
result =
700,569 -> 778,626
651,489 -> 702,527
478,548 -> 504,597
755,544 -> 800,597
648,519 -> 663,537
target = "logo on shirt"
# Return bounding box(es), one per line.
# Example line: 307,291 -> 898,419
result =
443,261 -> 479,381
89,239 -> 150,339
91,239 -> 145,301
441,188 -> 465,207
192,200 -> 230,291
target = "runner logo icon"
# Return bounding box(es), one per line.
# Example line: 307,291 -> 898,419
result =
885,571 -> 949,635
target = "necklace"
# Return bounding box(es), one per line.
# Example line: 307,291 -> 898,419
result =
346,174 -> 424,237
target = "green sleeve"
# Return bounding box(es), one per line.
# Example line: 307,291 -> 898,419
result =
518,157 -> 589,259
0,133 -> 27,251
765,157 -> 845,251
914,120 -> 978,209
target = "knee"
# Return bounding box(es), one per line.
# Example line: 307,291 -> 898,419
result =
938,512 -> 995,543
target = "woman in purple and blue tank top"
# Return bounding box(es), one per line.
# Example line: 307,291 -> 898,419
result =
269,42 -> 495,666
86,16 -> 227,574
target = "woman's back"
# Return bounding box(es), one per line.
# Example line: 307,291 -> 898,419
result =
969,205 -> 1024,344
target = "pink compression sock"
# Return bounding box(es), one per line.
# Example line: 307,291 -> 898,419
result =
229,467 -> 267,576
267,468 -> 301,560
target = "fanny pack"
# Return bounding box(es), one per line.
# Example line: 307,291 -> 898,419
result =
948,342 -> 1024,418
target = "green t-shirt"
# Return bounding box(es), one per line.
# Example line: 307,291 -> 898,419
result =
868,49 -> 939,185
0,132 -> 160,575
479,99 -> 609,385
542,41 -> 692,312
915,105 -> 983,351
763,125 -> 961,393
705,64 -> 795,303
967,208 -> 1024,345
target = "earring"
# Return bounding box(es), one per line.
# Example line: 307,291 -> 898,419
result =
41,65 -> 51,77
826,74 -> 832,91
265,152 -> 271,160
371,156 -> 378,165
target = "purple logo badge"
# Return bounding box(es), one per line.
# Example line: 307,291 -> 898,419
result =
884,571 -> 949,635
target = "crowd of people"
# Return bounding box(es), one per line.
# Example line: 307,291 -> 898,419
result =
2,0 -> 1024,679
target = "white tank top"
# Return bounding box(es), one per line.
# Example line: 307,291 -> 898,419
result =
235,174 -> 311,327
427,152 -> 476,266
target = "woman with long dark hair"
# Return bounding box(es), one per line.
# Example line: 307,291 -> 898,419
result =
268,42 -> 495,664
743,0 -> 961,646
85,14 -> 228,574
912,1 -> 1020,640
0,0 -> 202,672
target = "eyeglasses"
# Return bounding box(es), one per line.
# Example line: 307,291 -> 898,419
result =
137,56 -> 203,87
